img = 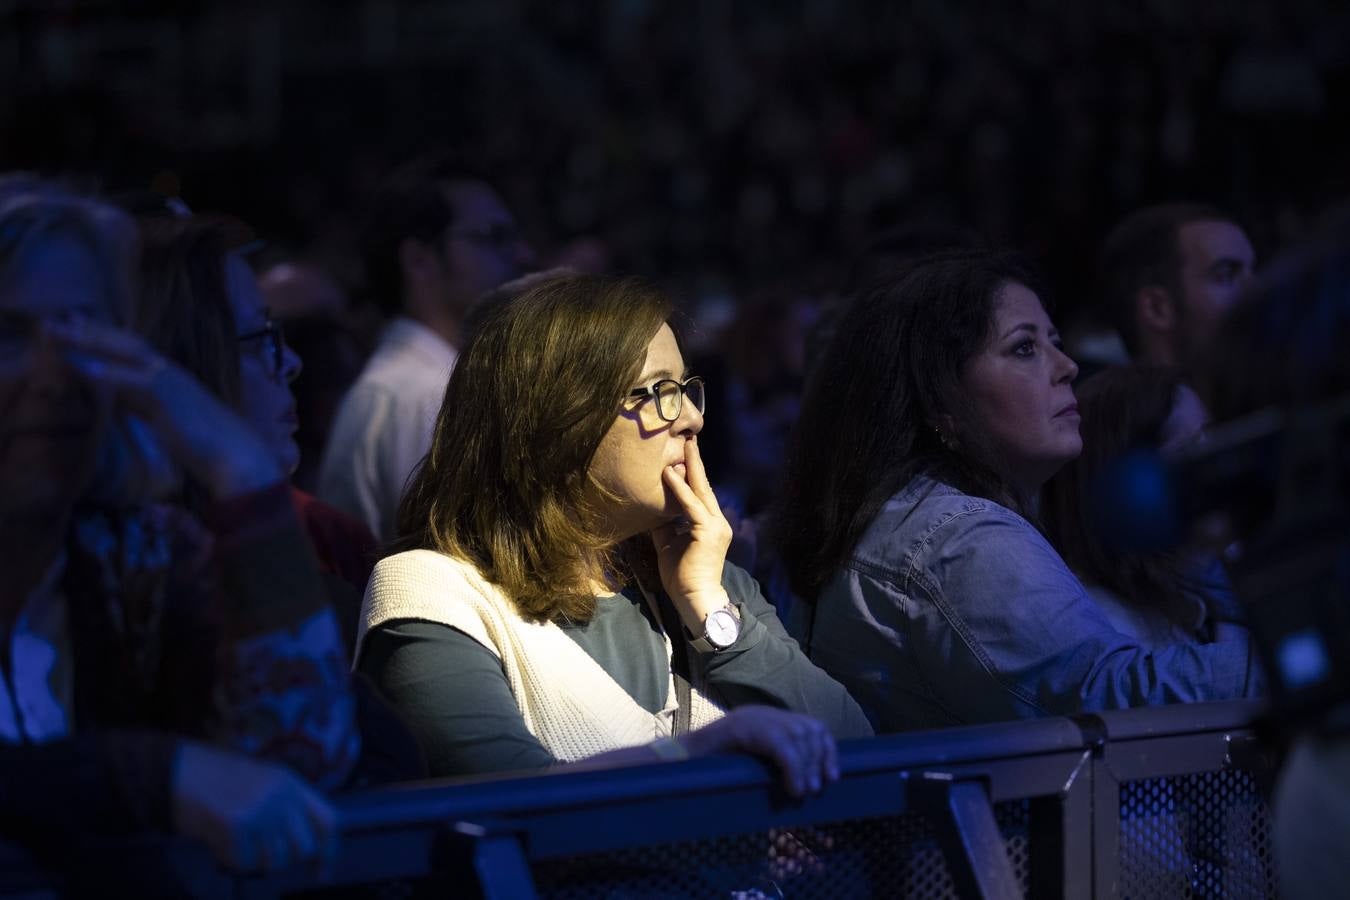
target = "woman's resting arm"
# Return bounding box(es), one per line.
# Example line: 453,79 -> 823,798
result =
698,564 -> 875,739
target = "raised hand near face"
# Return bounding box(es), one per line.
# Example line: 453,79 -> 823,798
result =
46,317 -> 283,499
651,435 -> 735,632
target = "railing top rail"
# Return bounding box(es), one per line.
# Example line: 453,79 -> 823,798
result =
0,699 -> 1271,896
335,701 -> 1265,831
1087,698 -> 1264,741
336,714 -> 1090,832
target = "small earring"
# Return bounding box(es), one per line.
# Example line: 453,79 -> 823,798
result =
934,426 -> 952,450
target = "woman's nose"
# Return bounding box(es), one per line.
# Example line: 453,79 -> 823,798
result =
676,396 -> 704,436
1053,344 -> 1079,384
281,341 -> 303,384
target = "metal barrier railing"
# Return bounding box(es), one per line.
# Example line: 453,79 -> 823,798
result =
0,700 -> 1277,899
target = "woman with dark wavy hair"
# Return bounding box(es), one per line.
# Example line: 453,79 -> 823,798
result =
356,273 -> 870,788
774,249 -> 1260,733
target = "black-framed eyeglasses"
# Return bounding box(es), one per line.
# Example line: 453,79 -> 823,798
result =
626,376 -> 706,423
237,320 -> 286,380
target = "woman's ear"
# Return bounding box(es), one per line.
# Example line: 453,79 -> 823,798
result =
1135,284 -> 1177,338
935,413 -> 959,449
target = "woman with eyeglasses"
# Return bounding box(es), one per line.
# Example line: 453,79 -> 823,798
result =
133,216 -> 380,607
130,213 -> 423,786
356,273 -> 871,791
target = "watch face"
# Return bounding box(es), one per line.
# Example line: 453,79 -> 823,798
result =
706,608 -> 739,648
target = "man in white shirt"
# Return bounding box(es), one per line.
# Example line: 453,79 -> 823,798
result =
319,165 -> 535,539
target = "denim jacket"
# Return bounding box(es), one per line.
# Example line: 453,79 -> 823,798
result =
795,475 -> 1263,733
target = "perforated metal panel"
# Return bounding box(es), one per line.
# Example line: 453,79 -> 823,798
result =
1118,769 -> 1279,899
533,799 -> 1031,899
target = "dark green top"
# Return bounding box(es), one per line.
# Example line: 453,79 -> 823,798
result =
359,562 -> 872,777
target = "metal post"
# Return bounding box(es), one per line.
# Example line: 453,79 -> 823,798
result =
442,820 -> 539,900
908,771 -> 1024,900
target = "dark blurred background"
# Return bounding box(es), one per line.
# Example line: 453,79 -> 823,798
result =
3,0 -> 1348,319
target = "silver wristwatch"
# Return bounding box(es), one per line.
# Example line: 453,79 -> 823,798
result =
689,603 -> 741,653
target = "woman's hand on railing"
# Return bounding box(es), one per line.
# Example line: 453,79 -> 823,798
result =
49,317 -> 283,499
682,706 -> 839,799
171,741 -> 337,875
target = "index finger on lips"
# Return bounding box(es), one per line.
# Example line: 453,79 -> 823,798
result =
663,463 -> 710,519
684,437 -> 721,509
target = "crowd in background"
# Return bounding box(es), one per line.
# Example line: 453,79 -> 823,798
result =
7,0 -> 1348,306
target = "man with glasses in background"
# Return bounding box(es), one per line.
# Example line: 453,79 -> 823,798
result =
320,160 -> 536,540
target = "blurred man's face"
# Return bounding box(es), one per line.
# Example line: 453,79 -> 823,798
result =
1175,220 -> 1256,359
436,181 -> 536,313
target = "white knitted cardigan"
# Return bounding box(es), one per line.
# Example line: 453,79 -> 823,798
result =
355,548 -> 725,763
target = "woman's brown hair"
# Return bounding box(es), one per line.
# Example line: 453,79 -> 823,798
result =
134,217 -> 245,408
390,273 -> 671,623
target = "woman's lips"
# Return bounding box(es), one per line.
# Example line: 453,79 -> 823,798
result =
1054,403 -> 1080,419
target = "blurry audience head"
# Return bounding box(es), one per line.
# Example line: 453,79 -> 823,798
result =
0,183 -> 135,520
258,261 -> 348,321
361,157 -> 536,338
546,235 -> 612,276
703,285 -> 818,514
1041,365 -> 1209,626
843,222 -> 985,297
806,222 -> 983,378
1204,208 -> 1350,423
1099,203 -> 1255,367
460,267 -> 576,347
778,249 -> 1079,600
394,273 -> 674,623
136,216 -> 304,476
722,286 -> 818,389
0,172 -> 63,205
